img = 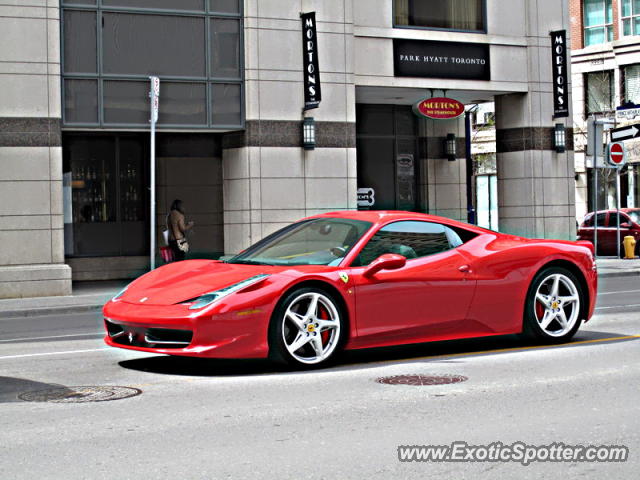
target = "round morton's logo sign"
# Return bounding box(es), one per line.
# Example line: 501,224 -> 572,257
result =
413,97 -> 465,120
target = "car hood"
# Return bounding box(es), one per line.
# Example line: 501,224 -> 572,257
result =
118,260 -> 284,306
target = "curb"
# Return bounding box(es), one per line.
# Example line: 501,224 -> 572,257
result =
598,271 -> 640,278
0,303 -> 104,319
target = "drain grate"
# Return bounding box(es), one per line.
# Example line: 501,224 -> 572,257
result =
376,374 -> 468,386
18,386 -> 142,403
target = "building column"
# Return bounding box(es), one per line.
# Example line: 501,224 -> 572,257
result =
0,2 -> 71,298
494,0 -> 576,240
420,116 -> 467,221
222,0 -> 356,254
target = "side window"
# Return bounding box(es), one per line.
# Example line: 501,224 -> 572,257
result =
353,221 -> 454,266
610,212 -> 631,227
587,212 -> 606,227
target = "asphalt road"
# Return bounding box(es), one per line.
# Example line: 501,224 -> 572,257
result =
0,276 -> 638,479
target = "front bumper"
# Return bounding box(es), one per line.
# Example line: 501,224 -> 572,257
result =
102,300 -> 271,359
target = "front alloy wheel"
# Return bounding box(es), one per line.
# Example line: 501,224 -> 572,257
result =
524,267 -> 584,342
270,288 -> 344,366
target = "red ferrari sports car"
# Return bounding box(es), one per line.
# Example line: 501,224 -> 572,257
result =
103,211 -> 597,367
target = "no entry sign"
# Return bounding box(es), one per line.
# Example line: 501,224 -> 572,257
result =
607,142 -> 626,167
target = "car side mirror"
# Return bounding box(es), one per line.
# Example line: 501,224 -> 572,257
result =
620,222 -> 631,228
364,253 -> 406,277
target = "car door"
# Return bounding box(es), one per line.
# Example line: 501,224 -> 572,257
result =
348,221 -> 477,348
578,212 -> 608,255
609,211 -> 637,254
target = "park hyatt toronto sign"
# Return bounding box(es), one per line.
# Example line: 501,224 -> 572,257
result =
393,39 -> 490,80
550,30 -> 569,118
301,12 -> 321,110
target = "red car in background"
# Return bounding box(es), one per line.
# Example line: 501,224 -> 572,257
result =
577,208 -> 640,257
104,211 -> 597,368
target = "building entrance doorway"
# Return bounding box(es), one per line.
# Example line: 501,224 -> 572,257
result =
356,104 -> 419,211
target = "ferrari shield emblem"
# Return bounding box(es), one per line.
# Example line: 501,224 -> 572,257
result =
339,272 -> 349,284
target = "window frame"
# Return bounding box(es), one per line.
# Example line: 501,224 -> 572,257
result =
620,0 -> 640,37
60,0 -> 244,130
622,64 -> 640,105
392,0 -> 488,34
350,220 -> 465,267
584,70 -> 615,117
583,0 -> 614,47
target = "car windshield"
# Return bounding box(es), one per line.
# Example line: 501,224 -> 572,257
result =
630,211 -> 639,223
227,218 -> 372,266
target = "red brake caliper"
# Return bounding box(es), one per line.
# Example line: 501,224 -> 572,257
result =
318,304 -> 330,345
535,300 -> 544,320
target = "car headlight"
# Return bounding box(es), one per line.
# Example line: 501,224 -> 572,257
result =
187,274 -> 270,310
111,285 -> 128,302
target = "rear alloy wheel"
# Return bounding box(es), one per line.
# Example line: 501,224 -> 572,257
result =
270,288 -> 344,366
524,267 -> 583,342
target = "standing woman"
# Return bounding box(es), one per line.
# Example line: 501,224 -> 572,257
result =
167,199 -> 194,261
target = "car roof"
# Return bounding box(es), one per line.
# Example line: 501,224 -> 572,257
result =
304,210 -> 488,232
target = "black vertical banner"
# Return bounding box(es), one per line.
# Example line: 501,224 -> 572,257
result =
550,30 -> 569,118
301,12 -> 321,110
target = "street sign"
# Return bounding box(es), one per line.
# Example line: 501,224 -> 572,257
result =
610,123 -> 640,142
607,142 -> 626,167
151,76 -> 160,96
357,188 -> 375,207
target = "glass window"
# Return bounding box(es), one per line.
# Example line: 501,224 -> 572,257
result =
64,79 -> 99,124
64,134 -> 148,257
584,0 -> 613,46
228,218 -> 373,266
585,212 -> 607,227
609,212 -> 632,227
102,0 -> 204,10
210,18 -> 241,78
159,82 -> 207,125
210,0 -> 240,14
102,13 -> 206,77
61,3 -> 243,128
623,64 -> 640,104
585,71 -> 614,114
354,221 -> 454,266
211,83 -> 241,125
103,80 -> 148,124
394,0 -> 485,32
621,0 -> 640,36
63,10 -> 97,74
104,82 -> 208,126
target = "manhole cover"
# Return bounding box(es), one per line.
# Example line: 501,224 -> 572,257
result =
376,374 -> 468,386
18,386 -> 142,403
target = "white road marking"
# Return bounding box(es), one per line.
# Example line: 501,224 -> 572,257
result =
595,303 -> 640,310
0,332 -> 103,343
0,348 -> 110,360
598,289 -> 640,295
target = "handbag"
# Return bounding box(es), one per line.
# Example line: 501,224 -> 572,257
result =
160,246 -> 174,263
177,238 -> 189,252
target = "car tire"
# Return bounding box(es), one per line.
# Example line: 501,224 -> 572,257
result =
522,266 -> 584,343
269,287 -> 345,367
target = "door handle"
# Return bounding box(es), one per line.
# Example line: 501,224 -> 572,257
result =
458,265 -> 472,273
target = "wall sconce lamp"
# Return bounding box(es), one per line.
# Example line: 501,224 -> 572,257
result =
445,133 -> 456,161
303,117 -> 316,150
554,123 -> 566,153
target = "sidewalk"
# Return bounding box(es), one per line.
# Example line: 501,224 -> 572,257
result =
596,258 -> 640,278
0,281 -> 125,319
0,259 -> 638,318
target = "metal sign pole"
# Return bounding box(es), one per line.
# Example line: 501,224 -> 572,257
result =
593,163 -> 598,258
149,76 -> 160,271
616,167 -> 621,259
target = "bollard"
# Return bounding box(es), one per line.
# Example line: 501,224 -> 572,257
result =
623,236 -> 637,259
